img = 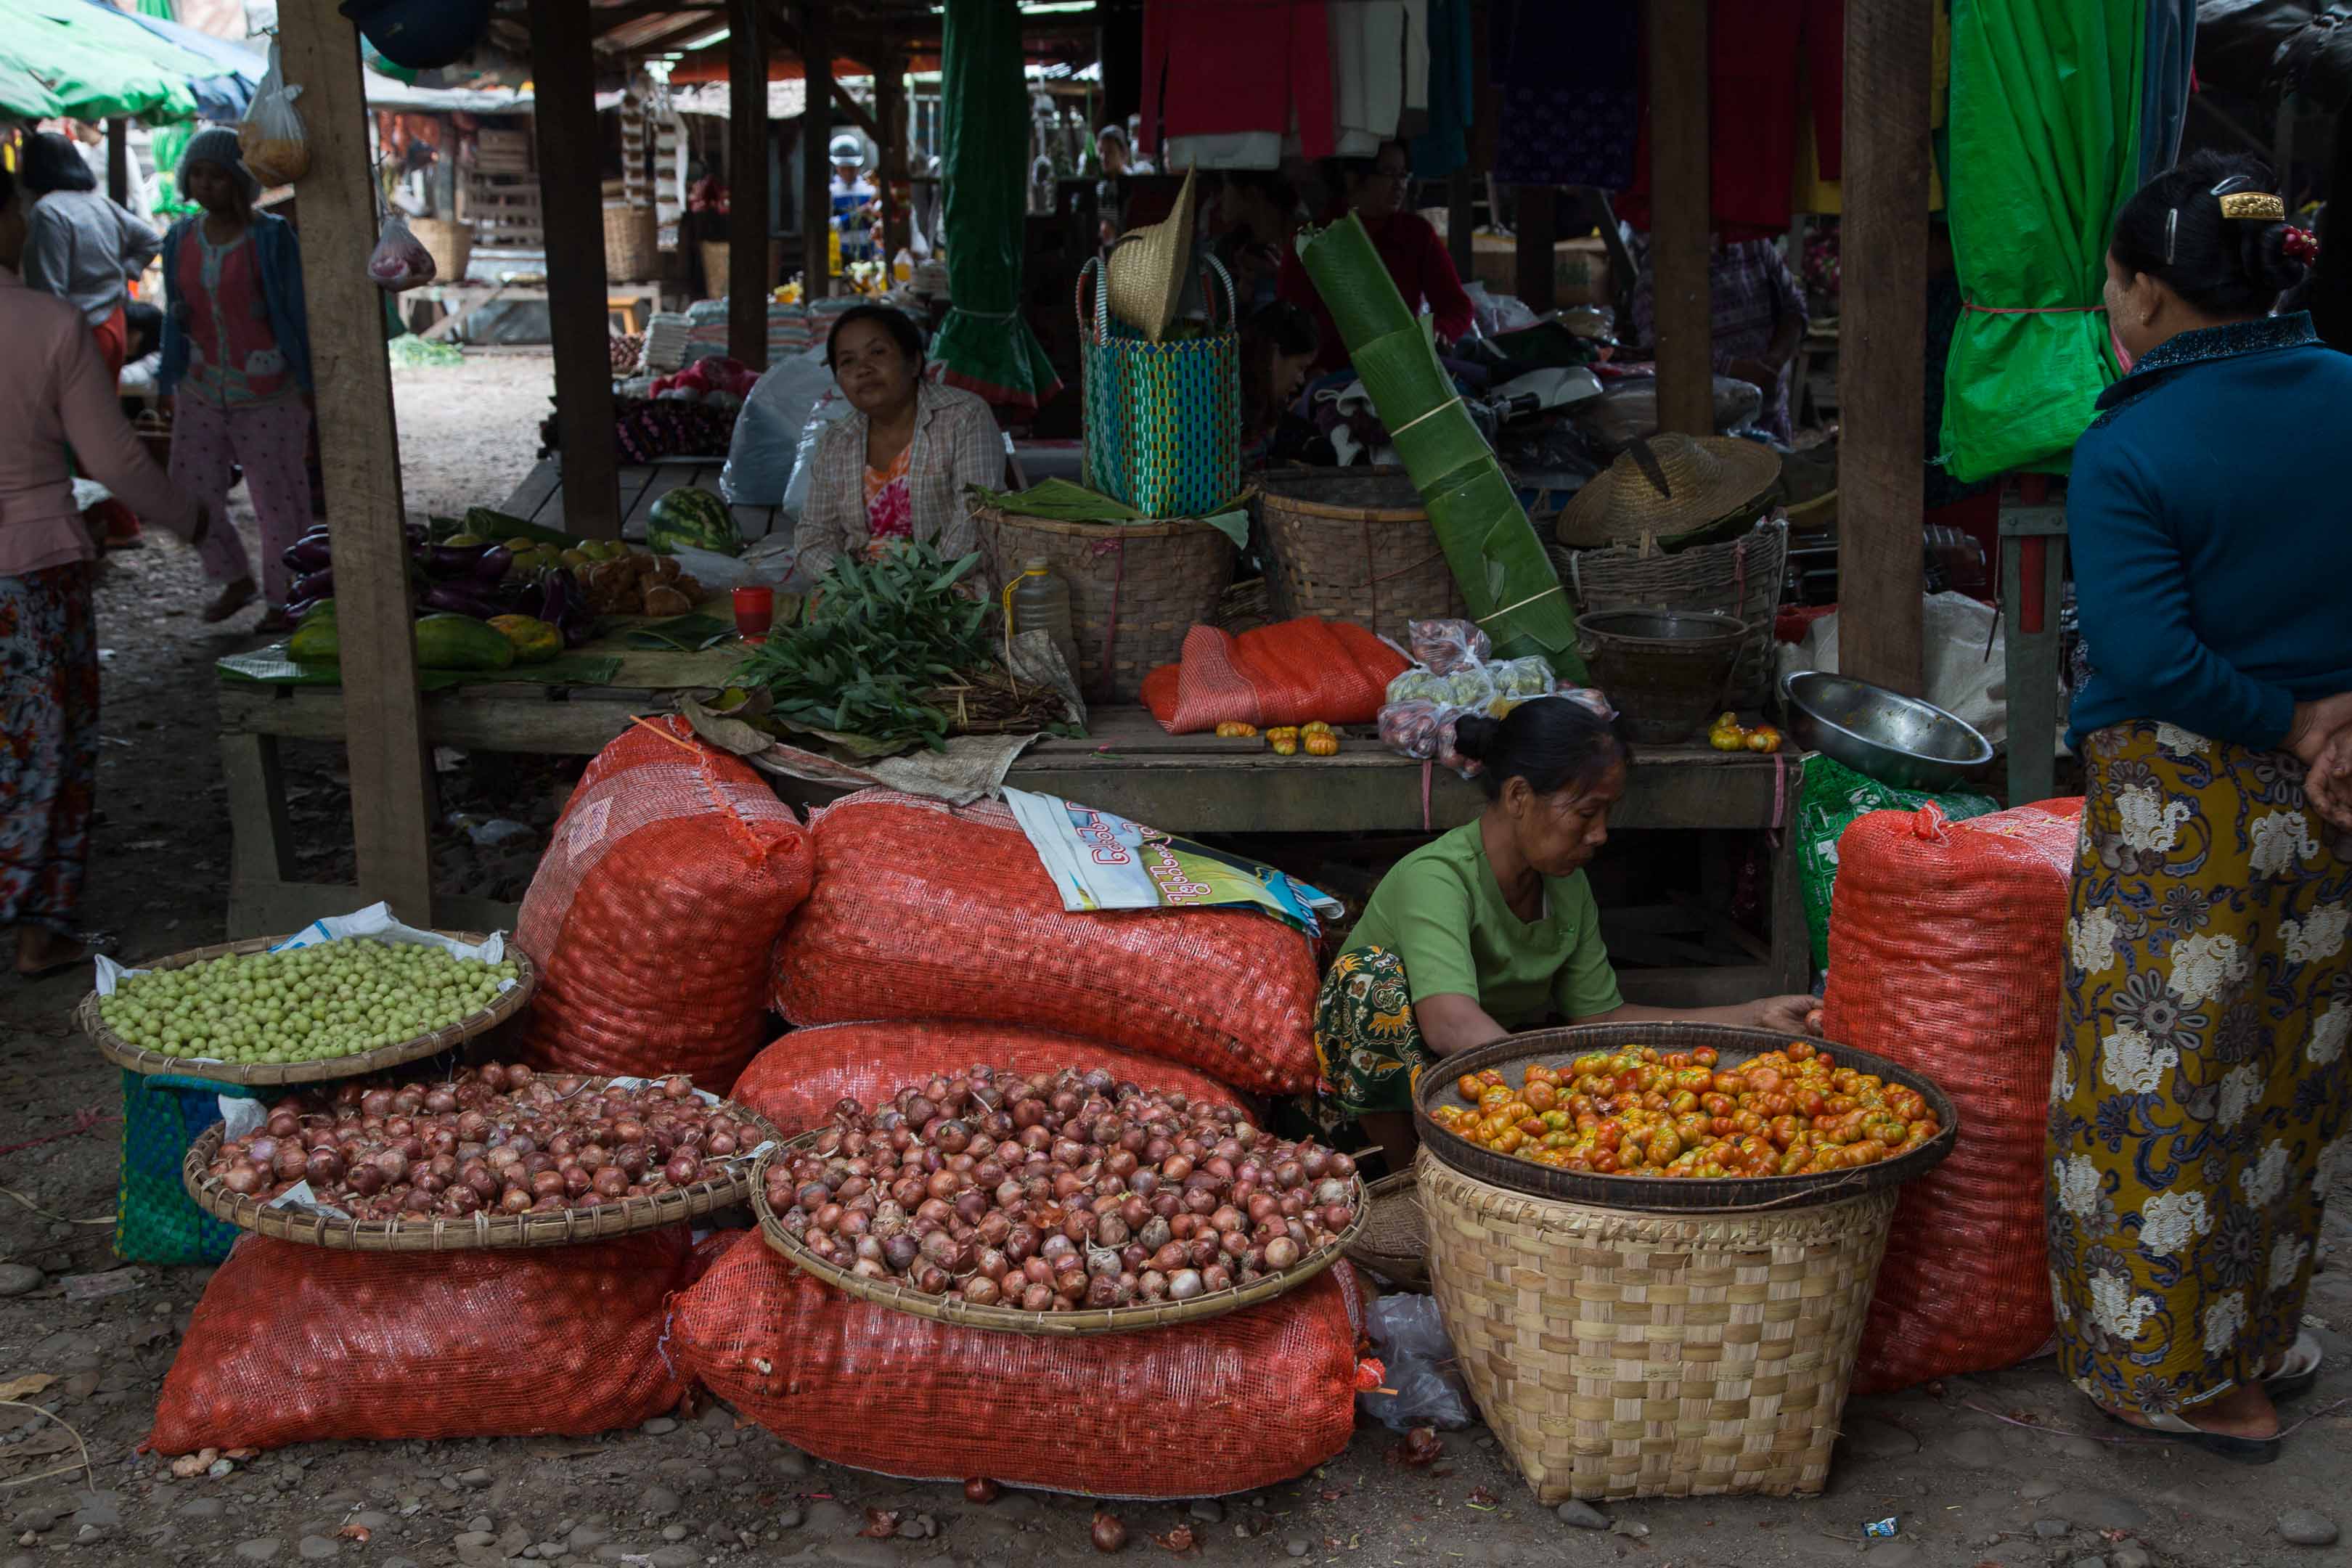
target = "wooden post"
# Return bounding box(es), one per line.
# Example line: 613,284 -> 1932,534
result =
105,119 -> 129,208
728,0 -> 772,365
1447,167 -> 1473,284
1837,0 -> 1932,695
800,0 -> 835,299
1512,184 -> 1556,314
528,0 -> 621,538
876,44 -> 910,262
1649,0 -> 1711,436
274,0 -> 433,924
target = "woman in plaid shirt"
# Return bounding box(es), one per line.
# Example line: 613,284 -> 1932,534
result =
792,306 -> 1004,574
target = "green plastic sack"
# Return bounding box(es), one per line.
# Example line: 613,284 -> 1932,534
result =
1796,755 -> 2000,976
116,1071 -> 264,1265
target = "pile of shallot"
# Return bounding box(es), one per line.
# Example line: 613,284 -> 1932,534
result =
764,1066 -> 1361,1310
205,1064 -> 761,1223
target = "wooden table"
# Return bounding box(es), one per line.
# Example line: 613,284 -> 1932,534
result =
219,690 -> 1806,1000
500,457 -> 786,544
412,282 -> 665,342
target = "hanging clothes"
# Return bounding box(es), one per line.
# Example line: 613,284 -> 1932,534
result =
1794,1 -> 1950,216
1409,0 -> 1474,179
1489,0 -> 1639,191
1141,0 -> 1334,166
1330,1 -> 1416,158
2139,0 -> 2195,183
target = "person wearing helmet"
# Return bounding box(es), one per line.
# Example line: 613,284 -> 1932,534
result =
828,132 -> 876,268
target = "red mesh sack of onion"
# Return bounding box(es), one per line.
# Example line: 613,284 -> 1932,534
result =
771,791 -> 1320,1095
147,1233 -> 693,1453
514,716 -> 812,1095
730,1021 -> 1244,1135
670,1231 -> 1363,1498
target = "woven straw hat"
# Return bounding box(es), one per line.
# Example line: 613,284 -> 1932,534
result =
1105,167 -> 1198,342
1554,433 -> 1782,549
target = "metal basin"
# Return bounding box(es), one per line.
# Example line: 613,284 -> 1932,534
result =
1576,609 -> 1748,745
1780,670 -> 1993,791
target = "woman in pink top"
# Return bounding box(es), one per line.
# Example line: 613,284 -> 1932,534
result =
0,165 -> 210,976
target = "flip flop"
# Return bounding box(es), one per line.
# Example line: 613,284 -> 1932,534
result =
14,928 -> 120,980
2267,1330 -> 2325,1403
2099,1404 -> 2280,1464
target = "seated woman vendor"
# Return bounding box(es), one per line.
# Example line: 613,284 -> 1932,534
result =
1316,694 -> 1817,1163
792,304 -> 1004,574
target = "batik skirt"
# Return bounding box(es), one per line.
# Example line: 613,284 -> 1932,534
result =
2048,721 -> 2352,1418
0,563 -> 99,933
1312,947 -> 1435,1127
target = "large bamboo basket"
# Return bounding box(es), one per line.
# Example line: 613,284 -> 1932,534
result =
1256,469 -> 1468,646
604,202 -> 659,282
1554,520 -> 1790,710
752,1132 -> 1365,1336
408,216 -> 473,283
1422,1154 -> 1898,1502
77,932 -> 537,1087
971,502 -> 1235,703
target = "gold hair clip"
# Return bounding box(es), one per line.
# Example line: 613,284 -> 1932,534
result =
2218,191 -> 2287,221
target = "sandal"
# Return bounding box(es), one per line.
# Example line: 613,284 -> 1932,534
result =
203,579 -> 257,624
254,606 -> 296,635
2267,1330 -> 2325,1403
2098,1404 -> 2281,1464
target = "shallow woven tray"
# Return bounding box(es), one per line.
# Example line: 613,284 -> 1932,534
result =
180,1096 -> 780,1252
1413,1022 -> 1957,1211
1342,1169 -> 1429,1289
78,931 -> 537,1087
752,1130 -> 1367,1336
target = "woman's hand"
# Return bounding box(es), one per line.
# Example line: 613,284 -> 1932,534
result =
2307,726 -> 2352,830
2284,692 -> 2352,767
1748,994 -> 1823,1037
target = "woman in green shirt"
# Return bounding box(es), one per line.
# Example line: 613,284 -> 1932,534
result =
1315,695 -> 1818,1161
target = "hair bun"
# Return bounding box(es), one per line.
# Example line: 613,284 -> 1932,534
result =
2245,223 -> 2309,295
1451,713 -> 1501,763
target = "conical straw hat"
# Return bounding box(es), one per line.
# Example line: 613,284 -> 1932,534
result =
1105,167 -> 1198,343
1554,433 -> 1782,549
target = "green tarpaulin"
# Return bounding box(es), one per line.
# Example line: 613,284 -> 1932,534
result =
1939,0 -> 2146,483
0,0 -> 229,124
930,0 -> 1061,411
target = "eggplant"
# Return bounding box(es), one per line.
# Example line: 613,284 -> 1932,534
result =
421,543 -> 491,578
534,568 -> 573,627
470,546 -> 513,583
289,567 -> 333,603
282,536 -> 333,575
420,581 -> 504,618
284,597 -> 319,623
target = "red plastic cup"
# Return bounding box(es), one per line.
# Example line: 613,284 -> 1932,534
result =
732,585 -> 775,641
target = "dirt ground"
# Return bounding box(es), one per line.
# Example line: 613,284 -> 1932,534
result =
2,348 -> 2348,1568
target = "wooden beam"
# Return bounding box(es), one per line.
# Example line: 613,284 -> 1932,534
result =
728,0 -> 772,365
105,119 -> 129,208
800,0 -> 834,298
1447,167 -> 1472,282
592,0 -> 720,35
1649,0 -> 1711,436
531,0 -> 622,539
875,43 -> 910,261
627,12 -> 733,54
274,0 -> 434,925
1512,184 -> 1556,314
1837,0 -> 1932,695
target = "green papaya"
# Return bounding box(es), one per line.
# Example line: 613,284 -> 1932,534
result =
288,606 -> 340,665
412,613 -> 515,671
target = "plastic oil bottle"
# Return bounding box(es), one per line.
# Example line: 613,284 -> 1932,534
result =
1007,559 -> 1083,687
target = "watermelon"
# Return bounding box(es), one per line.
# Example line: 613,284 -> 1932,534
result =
647,487 -> 742,557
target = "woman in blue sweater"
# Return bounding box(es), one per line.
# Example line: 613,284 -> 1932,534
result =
2048,153 -> 2352,1463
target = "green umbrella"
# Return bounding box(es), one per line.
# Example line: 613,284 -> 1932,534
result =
0,0 -> 214,123
930,0 -> 1061,411
1939,0 -> 2145,483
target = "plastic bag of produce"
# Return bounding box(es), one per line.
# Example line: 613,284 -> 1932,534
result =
237,40 -> 309,188
1384,668 -> 1453,707
1377,698 -> 1444,759
720,351 -> 837,507
1824,799 -> 2085,1395
1408,618 -> 1490,674
514,716 -> 812,1094
773,791 -> 1321,1094
148,1233 -> 691,1453
366,213 -> 435,291
1487,655 -> 1556,700
671,1232 -> 1363,1498
1152,617 -> 1409,735
730,1021 -> 1244,1133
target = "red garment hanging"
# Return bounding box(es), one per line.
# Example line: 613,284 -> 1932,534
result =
1616,0 -> 1842,240
1140,0 -> 1335,162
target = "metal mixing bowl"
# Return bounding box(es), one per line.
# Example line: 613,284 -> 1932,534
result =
1779,670 -> 1993,791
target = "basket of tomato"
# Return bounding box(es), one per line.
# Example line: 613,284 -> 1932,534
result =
1411,1022 -> 1956,1506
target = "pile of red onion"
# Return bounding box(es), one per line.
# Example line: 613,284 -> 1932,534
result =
764,1066 -> 1360,1311
204,1064 -> 760,1223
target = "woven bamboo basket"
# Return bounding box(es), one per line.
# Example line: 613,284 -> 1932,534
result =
1556,519 -> 1791,710
1342,1169 -> 1428,1289
698,238 -> 788,297
971,502 -> 1235,703
1422,1153 -> 1898,1502
751,1133 -> 1366,1336
1257,469 -> 1468,645
76,932 -> 538,1087
408,216 -> 474,283
181,1097 -> 783,1252
603,202 -> 659,282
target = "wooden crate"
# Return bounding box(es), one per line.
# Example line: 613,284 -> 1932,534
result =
474,127 -> 533,176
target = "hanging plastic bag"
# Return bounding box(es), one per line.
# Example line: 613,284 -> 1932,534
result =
239,38 -> 309,189
367,213 -> 436,292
